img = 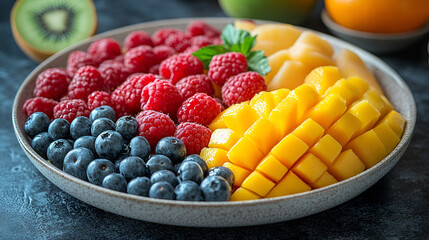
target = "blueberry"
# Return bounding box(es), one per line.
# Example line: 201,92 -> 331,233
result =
114,154 -> 130,172
149,181 -> 175,200
102,173 -> 127,192
150,170 -> 179,187
89,105 -> 116,122
74,136 -> 96,155
208,166 -> 235,186
178,161 -> 204,184
25,112 -> 50,138
129,136 -> 151,160
47,139 -> 73,169
182,154 -> 209,177
200,176 -> 231,201
119,156 -> 146,181
146,155 -> 174,176
91,118 -> 115,137
86,159 -> 115,186
31,132 -> 53,159
63,148 -> 95,181
116,116 -> 138,140
127,177 -> 151,197
48,118 -> 70,140
174,181 -> 202,201
70,116 -> 91,139
155,137 -> 186,164
95,130 -> 124,160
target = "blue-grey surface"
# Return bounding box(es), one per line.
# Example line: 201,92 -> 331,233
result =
1,0 -> 428,239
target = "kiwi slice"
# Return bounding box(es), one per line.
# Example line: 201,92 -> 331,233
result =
11,0 -> 97,62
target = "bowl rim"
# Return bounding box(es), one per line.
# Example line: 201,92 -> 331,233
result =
12,17 -> 417,208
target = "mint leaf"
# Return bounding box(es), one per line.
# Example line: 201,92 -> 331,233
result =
192,45 -> 228,69
240,35 -> 257,55
247,50 -> 271,76
221,24 -> 252,51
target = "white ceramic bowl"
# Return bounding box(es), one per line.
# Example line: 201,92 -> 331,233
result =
12,18 -> 416,227
321,10 -> 429,53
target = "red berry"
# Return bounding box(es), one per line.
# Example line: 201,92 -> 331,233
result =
33,68 -> 70,101
124,31 -> 153,51
174,122 -> 212,155
211,37 -> 223,45
159,53 -> 204,84
153,45 -> 176,64
222,72 -> 267,107
136,110 -> 176,149
140,80 -> 184,118
66,51 -> 95,77
164,32 -> 191,53
177,93 -> 221,126
186,20 -> 221,38
23,97 -> 58,119
53,99 -> 90,123
182,45 -> 200,55
87,91 -> 113,110
111,73 -> 158,114
88,38 -> 122,66
124,45 -> 155,73
175,74 -> 214,99
152,28 -> 183,46
208,52 -> 248,86
98,60 -> 128,92
191,35 -> 213,48
148,64 -> 160,74
68,66 -> 104,100
213,97 -> 226,111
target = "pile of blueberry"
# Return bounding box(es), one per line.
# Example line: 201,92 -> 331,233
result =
24,106 -> 234,201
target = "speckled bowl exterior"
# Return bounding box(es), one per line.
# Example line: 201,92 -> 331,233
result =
12,18 -> 416,227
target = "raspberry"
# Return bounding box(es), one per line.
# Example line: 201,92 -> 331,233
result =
182,45 -> 201,55
111,73 -> 158,114
222,72 -> 267,107
164,32 -> 191,53
98,60 -> 128,92
152,28 -> 183,46
53,99 -> 90,123
88,38 -> 122,66
124,45 -> 155,73
148,64 -> 160,74
191,35 -> 213,48
140,80 -> 184,118
68,66 -> 104,100
177,93 -> 221,126
159,54 -> 204,84
174,122 -> 212,155
87,91 -> 113,110
211,37 -> 223,45
214,97 -> 226,111
153,45 -> 176,64
175,74 -> 214,99
124,31 -> 153,51
23,97 -> 58,119
208,52 -> 248,86
66,51 -> 95,77
136,110 -> 176,149
186,20 -> 221,38
33,68 -> 70,101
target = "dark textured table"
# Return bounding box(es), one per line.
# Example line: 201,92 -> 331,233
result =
1,0 -> 428,239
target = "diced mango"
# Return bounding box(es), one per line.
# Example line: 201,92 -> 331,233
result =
227,137 -> 264,171
329,149 -> 365,181
346,76 -> 369,96
381,96 -> 394,117
348,100 -> 381,137
249,91 -> 276,117
309,134 -> 342,167
346,130 -> 387,168
304,66 -> 341,95
200,147 -> 229,169
256,155 -> 288,182
324,79 -> 360,106
267,60 -> 311,91
208,128 -> 241,151
311,172 -> 338,189
244,117 -> 280,154
326,112 -> 362,146
271,88 -> 290,106
268,96 -> 298,137
266,171 -> 311,198
270,134 -> 309,168
373,122 -> 401,152
362,88 -> 392,118
292,153 -> 328,185
292,118 -> 325,147
223,103 -> 259,134
307,94 -> 347,129
252,24 -> 302,56
223,162 -> 252,188
377,110 -> 406,137
242,171 -> 276,197
289,84 -> 320,121
265,50 -> 290,84
230,187 -> 261,201
208,110 -> 227,131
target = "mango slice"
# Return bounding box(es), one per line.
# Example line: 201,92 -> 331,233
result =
309,135 -> 342,167
292,153 -> 328,185
346,130 -> 387,168
329,149 -> 365,181
266,171 -> 311,198
200,147 -> 229,169
208,128 -> 241,151
242,171 -> 276,197
231,187 -> 261,201
312,172 -> 338,189
292,118 -> 325,147
223,162 -> 251,188
270,134 -> 309,169
227,137 -> 264,171
256,155 -> 288,182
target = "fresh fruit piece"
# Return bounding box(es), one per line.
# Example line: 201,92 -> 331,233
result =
152,28 -> 183,46
141,79 -> 184,118
324,79 -> 361,106
345,129 -> 387,168
329,149 -> 365,181
23,97 -> 58,119
187,20 -> 221,38
311,172 -> 338,188
242,171 -> 275,197
178,161 -> 204,184
66,51 -> 95,78
73,136 -> 96,155
362,89 -> 392,117
326,112 -> 362,146
175,122 -> 212,155
159,53 -> 204,84
48,118 -> 70,140
119,156 -> 147,181
378,110 -> 406,137
222,102 -> 260,134
291,118 -> 325,147
264,49 -> 290,84
372,122 -> 401,153
31,132 -> 54,159
255,155 -> 288,182
307,94 -> 347,130
234,19 -> 256,33
227,136 -> 264,171
267,60 -> 311,91
124,30 -> 153,51
190,36 -> 214,49
53,99 -> 90,123
288,45 -> 335,71
164,31 -> 191,53
270,134 -> 309,169
68,66 -> 103,100
34,68 -> 70,101
95,130 -> 124,160
124,45 -> 155,73
129,136 -> 151,160
47,139 -> 73,169
91,118 -> 115,137
89,105 -> 116,122
230,187 -> 261,201
200,176 -> 231,201
174,181 -> 203,201
271,88 -> 290,106
102,173 -> 128,193
289,84 -> 320,121
249,91 -> 276,117
309,134 -> 342,167
25,112 -> 51,138
146,155 -> 174,176
155,137 -> 187,164
251,24 -> 302,56
200,147 -> 229,170
208,166 -> 235,186
292,153 -> 328,185
292,31 -> 334,57
115,116 -> 138,140
136,110 -> 176,149
268,96 -> 298,137
175,74 -> 214,99
86,159 -> 115,186
222,162 -> 251,187
87,91 -> 112,111
244,117 -> 279,154
151,170 -> 179,187
348,100 -> 381,137
149,181 -> 175,199
11,0 -> 97,62
266,171 -> 311,198
153,45 -> 176,64
177,93 -> 221,126
304,66 -> 341,95
70,116 -> 91,140
346,76 -> 369,96
99,60 -> 131,92
208,128 -> 241,151
63,148 -> 94,181
208,52 -> 248,86
127,177 -> 151,197
88,38 -> 122,66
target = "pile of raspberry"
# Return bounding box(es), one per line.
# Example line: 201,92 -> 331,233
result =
23,20 -> 267,156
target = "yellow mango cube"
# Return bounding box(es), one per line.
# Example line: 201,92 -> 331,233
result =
325,79 -> 360,106
326,112 -> 362,146
230,187 -> 261,201
309,134 -> 342,167
348,100 -> 381,137
292,153 -> 328,185
377,110 -> 406,137
311,172 -> 338,189
346,130 -> 387,168
304,66 -> 341,95
373,122 -> 401,152
223,162 -> 252,187
381,96 -> 394,118
268,96 -> 298,137
271,88 -> 290,106
329,149 -> 365,181
200,147 -> 229,169
270,134 -> 309,169
256,155 -> 288,182
265,50 -> 290,84
223,103 -> 259,135
362,88 -> 392,118
242,171 -> 276,197
244,117 -> 280,154
208,128 -> 241,151
252,24 -> 302,56
307,94 -> 347,129
208,110 -> 227,131
267,60 -> 311,91
292,118 -> 325,147
249,91 -> 276,117
266,171 -> 311,198
227,137 -> 264,171
289,84 -> 320,121
346,76 -> 369,97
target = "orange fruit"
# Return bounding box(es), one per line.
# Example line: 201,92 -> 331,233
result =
325,0 -> 429,33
